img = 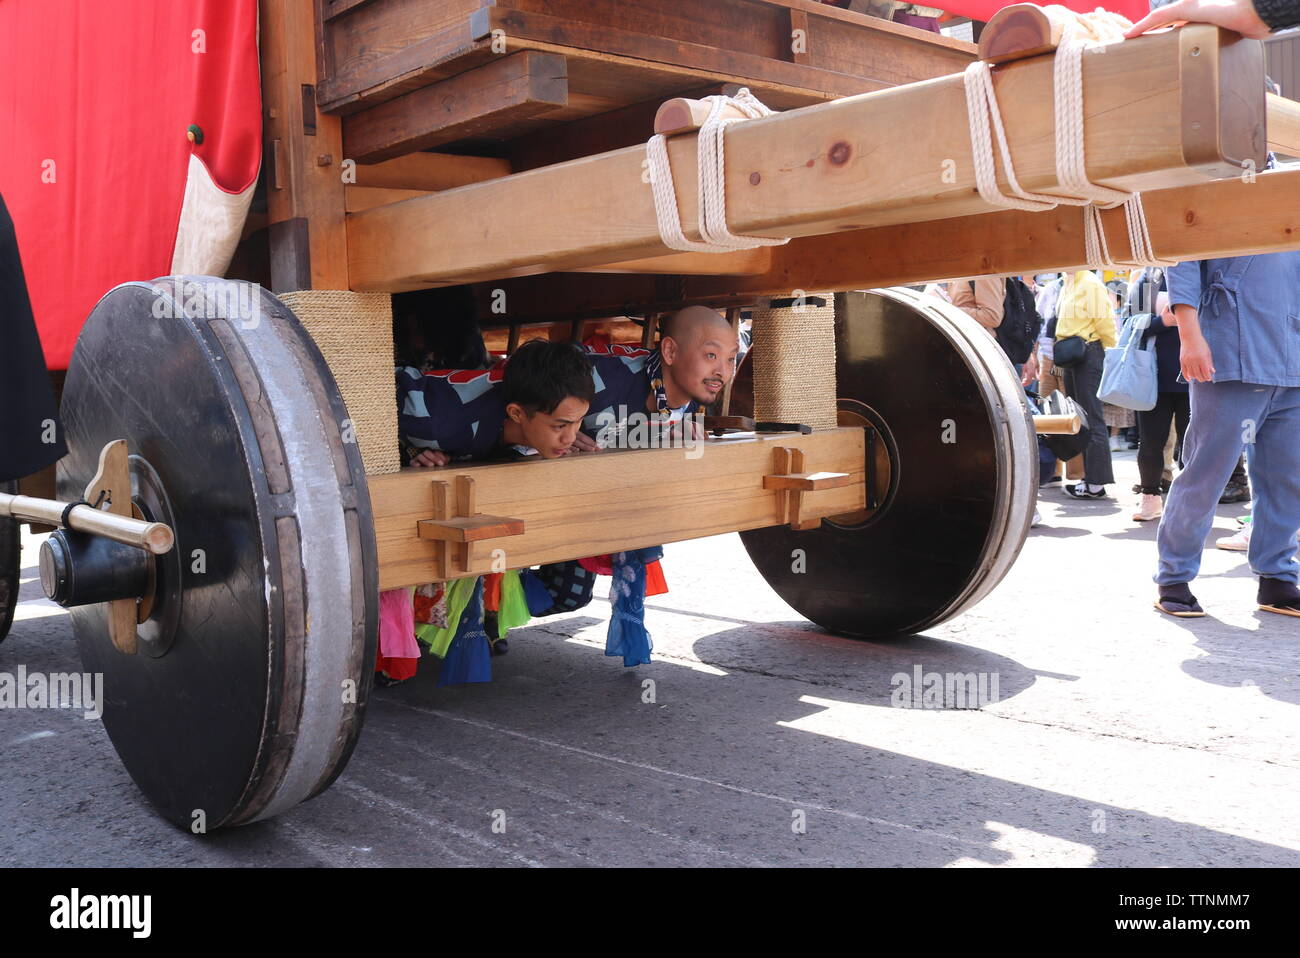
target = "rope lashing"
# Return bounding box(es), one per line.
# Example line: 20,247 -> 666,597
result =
962,5 -> 1175,269
645,88 -> 792,252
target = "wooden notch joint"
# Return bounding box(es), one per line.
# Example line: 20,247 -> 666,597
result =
420,476 -> 524,577
766,446 -> 843,531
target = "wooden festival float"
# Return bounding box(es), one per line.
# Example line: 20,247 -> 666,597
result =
3,0 -> 1300,828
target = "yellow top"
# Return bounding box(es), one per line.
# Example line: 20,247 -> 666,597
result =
1055,270 -> 1117,348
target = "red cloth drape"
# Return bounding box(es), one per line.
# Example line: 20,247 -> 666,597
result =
933,2 -> 1150,24
0,0 -> 261,370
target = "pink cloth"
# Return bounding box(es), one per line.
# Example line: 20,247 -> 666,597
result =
379,588 -> 421,660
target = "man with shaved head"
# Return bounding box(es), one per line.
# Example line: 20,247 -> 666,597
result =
580,305 -> 740,449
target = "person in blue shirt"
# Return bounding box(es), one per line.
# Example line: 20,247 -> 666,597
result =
1153,245 -> 1300,618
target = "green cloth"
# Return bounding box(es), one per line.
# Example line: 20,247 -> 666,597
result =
496,570 -> 532,636
415,576 -> 479,658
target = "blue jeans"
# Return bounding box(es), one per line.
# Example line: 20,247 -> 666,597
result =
1155,380 -> 1300,586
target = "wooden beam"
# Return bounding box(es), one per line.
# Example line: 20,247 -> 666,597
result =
370,427 -> 865,589
343,51 -> 569,164
347,24 -> 1264,291
345,187 -> 429,213
261,0 -> 349,290
315,0 -> 974,117
1268,92 -> 1300,157
456,166 -> 1300,323
352,152 -> 511,190
571,249 -> 773,275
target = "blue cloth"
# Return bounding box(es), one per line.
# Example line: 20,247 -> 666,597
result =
397,363 -> 507,459
520,570 -> 558,617
1155,380 -> 1300,586
437,578 -> 493,685
1165,252 -> 1300,388
605,548 -> 660,667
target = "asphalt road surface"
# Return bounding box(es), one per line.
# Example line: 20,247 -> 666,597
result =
2,450 -> 1297,866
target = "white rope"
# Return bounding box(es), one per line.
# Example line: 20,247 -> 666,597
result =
645,88 -> 791,252
962,5 -> 1174,270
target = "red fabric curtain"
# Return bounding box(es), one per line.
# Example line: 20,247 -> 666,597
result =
0,0 -> 261,370
938,1 -> 1151,23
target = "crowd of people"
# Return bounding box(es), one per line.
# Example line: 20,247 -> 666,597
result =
930,240 -> 1300,621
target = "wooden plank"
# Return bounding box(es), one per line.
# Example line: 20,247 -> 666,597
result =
572,249 -> 773,275
343,50 -> 569,164
453,166 -> 1300,323
509,85 -> 729,171
352,152 -> 511,189
345,187 -> 429,213
317,0 -> 972,116
321,0 -> 377,21
788,8 -> 810,66
482,5 -> 900,101
1268,92 -> 1300,157
417,514 -> 526,542
370,427 -> 865,588
347,24 -> 1263,291
316,0 -> 492,114
763,471 -> 852,491
262,0 -> 349,289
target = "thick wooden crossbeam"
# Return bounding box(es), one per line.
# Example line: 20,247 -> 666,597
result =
347,24 -> 1263,292
1268,93 -> 1300,158
343,51 -> 569,164
458,166 -> 1300,322
369,428 -> 865,588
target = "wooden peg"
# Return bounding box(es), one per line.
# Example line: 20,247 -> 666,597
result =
84,440 -> 138,655
765,446 -> 844,530
978,3 -> 1065,64
654,96 -> 751,136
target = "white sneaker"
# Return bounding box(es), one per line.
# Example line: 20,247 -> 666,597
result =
1109,435 -> 1123,450
1216,525 -> 1251,552
1132,494 -> 1163,522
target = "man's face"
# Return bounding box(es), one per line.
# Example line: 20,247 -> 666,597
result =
662,325 -> 740,406
514,396 -> 590,459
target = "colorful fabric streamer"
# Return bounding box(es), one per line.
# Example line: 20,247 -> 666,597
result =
437,578 -> 493,686
604,547 -> 662,667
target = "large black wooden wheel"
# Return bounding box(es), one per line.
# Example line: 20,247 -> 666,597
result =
0,480 -> 17,643
741,287 -> 1036,637
59,277 -> 378,830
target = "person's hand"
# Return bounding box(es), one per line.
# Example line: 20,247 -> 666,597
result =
411,449 -> 450,467
667,416 -> 706,442
1180,330 -> 1216,382
1020,353 -> 1038,387
568,432 -> 601,454
1161,304 -> 1178,327
1125,0 -> 1273,39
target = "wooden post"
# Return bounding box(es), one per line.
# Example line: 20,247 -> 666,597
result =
261,0 -> 349,292
641,313 -> 660,349
719,306 -> 742,417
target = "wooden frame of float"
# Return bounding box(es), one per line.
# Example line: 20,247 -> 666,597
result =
368,427 -> 866,589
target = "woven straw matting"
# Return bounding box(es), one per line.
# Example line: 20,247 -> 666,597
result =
280,290 -> 400,475
749,293 -> 838,431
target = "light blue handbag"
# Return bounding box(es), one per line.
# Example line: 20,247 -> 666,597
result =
1098,313 -> 1158,411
